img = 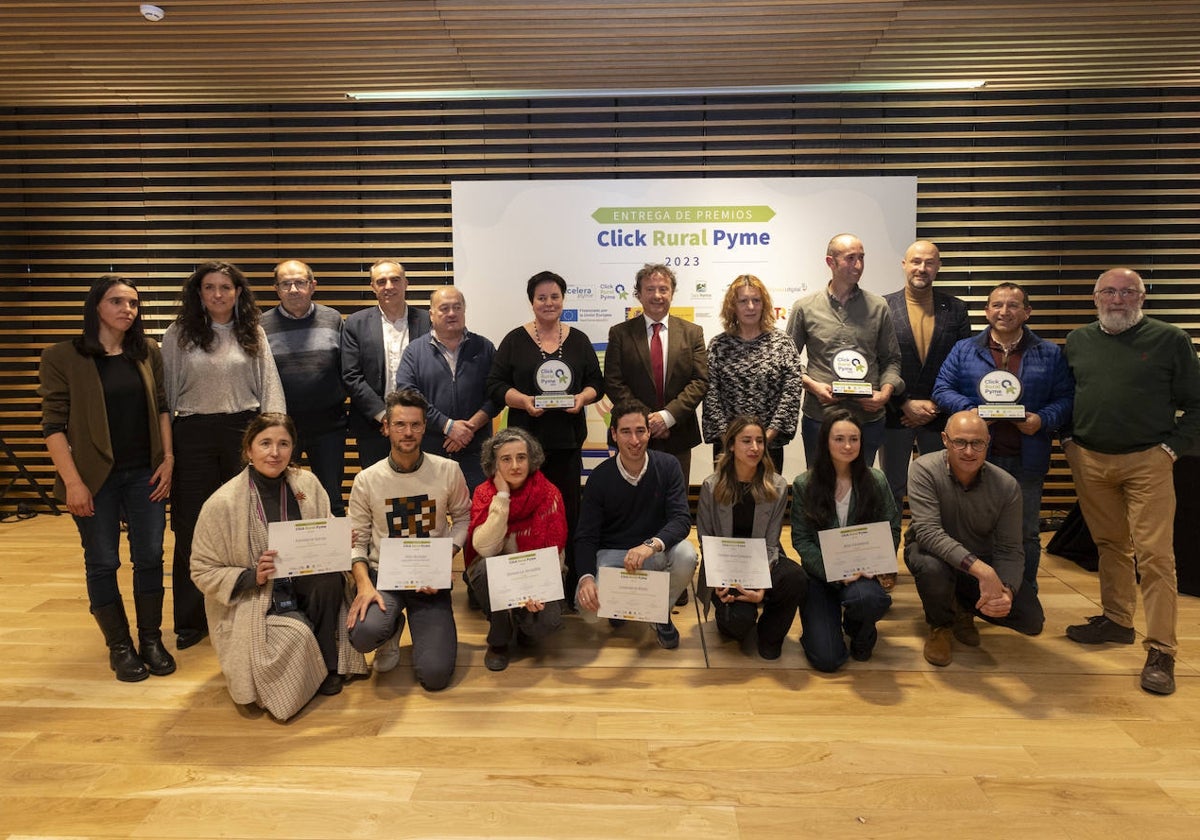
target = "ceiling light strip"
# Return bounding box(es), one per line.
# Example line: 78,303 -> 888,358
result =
347,80 -> 988,101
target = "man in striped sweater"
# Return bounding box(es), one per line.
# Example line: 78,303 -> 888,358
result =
261,259 -> 348,515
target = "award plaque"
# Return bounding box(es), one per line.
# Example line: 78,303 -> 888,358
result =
533,358 -> 576,409
831,348 -> 873,397
977,370 -> 1026,419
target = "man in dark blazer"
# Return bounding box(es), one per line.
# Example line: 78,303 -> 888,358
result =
881,240 -> 972,511
341,259 -> 432,467
603,263 -> 708,483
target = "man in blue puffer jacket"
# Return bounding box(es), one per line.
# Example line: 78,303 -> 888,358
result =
933,283 -> 1074,591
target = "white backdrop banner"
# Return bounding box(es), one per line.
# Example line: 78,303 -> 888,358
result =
452,176 -> 917,477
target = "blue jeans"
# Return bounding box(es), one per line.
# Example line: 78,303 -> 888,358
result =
294,422 -> 347,517
800,576 -> 892,672
72,466 -> 166,609
881,424 -> 946,511
583,543 -> 698,627
987,454 -> 1045,589
802,415 -> 884,470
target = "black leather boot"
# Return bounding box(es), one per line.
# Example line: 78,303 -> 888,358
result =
91,601 -> 149,682
134,591 -> 177,676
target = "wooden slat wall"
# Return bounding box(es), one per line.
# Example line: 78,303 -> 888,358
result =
3,89 -> 1199,516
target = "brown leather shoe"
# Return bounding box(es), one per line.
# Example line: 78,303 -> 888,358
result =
1140,648 -> 1176,695
924,626 -> 953,667
953,612 -> 981,647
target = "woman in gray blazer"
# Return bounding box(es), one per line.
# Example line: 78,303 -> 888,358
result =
697,415 -> 807,660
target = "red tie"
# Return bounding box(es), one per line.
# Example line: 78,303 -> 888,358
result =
650,322 -> 665,409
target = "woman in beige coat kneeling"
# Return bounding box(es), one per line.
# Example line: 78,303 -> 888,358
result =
191,413 -> 367,720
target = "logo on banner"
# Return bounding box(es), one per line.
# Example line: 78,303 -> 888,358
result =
591,205 -> 777,252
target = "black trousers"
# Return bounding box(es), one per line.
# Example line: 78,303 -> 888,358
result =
540,447 -> 583,599
171,410 -> 255,637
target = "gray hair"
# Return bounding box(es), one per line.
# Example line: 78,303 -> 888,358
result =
479,427 -> 545,477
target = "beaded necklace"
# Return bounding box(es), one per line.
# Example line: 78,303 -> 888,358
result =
534,321 -> 564,360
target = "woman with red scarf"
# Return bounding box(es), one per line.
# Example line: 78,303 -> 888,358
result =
465,426 -> 568,672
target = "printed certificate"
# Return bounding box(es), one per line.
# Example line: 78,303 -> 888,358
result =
267,518 -> 351,578
817,520 -> 898,581
376,537 -> 454,591
596,566 -> 670,624
485,546 -> 565,609
700,536 -> 772,589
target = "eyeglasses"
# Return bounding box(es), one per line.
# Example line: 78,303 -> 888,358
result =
1095,287 -> 1142,299
275,280 -> 312,291
947,438 -> 989,452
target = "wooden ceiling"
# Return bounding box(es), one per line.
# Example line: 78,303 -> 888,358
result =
2,1 -> 1200,105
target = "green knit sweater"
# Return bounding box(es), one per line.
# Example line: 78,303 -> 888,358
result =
1065,317 -> 1200,455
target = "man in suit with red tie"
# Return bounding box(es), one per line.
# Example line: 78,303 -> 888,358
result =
881,240 -> 972,513
604,264 -> 709,486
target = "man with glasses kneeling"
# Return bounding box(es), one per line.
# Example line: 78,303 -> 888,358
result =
903,411 -> 1044,667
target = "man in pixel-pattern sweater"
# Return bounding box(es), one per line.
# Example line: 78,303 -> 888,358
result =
574,401 -> 698,649
346,389 -> 469,691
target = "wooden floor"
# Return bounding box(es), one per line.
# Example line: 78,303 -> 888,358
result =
2,514 -> 1199,840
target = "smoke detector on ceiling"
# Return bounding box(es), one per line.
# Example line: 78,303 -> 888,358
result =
140,4 -> 165,22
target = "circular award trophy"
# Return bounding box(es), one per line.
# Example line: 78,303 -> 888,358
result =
831,348 -> 873,397
534,359 -> 576,409
977,369 -> 1026,419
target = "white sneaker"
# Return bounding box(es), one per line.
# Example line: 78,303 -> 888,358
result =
373,632 -> 401,673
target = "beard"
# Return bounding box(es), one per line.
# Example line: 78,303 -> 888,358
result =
1098,306 -> 1143,334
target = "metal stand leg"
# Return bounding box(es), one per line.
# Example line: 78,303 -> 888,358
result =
0,434 -> 62,515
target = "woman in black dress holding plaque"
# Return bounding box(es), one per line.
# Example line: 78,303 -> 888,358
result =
487,270 -> 603,598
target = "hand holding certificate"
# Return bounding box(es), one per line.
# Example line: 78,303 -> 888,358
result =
817,520 -> 898,581
596,566 -> 670,624
376,537 -> 454,591
700,536 -> 772,590
485,546 -> 565,609
267,518 -> 352,578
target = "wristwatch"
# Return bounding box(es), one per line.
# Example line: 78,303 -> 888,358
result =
642,538 -> 660,553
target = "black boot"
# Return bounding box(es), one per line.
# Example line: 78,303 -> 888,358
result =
91,601 -> 149,682
134,592 -> 177,676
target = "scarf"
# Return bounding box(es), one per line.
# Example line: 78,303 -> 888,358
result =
464,469 -> 567,566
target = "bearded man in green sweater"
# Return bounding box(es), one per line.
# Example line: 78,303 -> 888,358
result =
1063,267 -> 1200,696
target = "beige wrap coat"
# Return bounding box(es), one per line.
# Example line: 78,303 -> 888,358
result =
191,467 -> 367,720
